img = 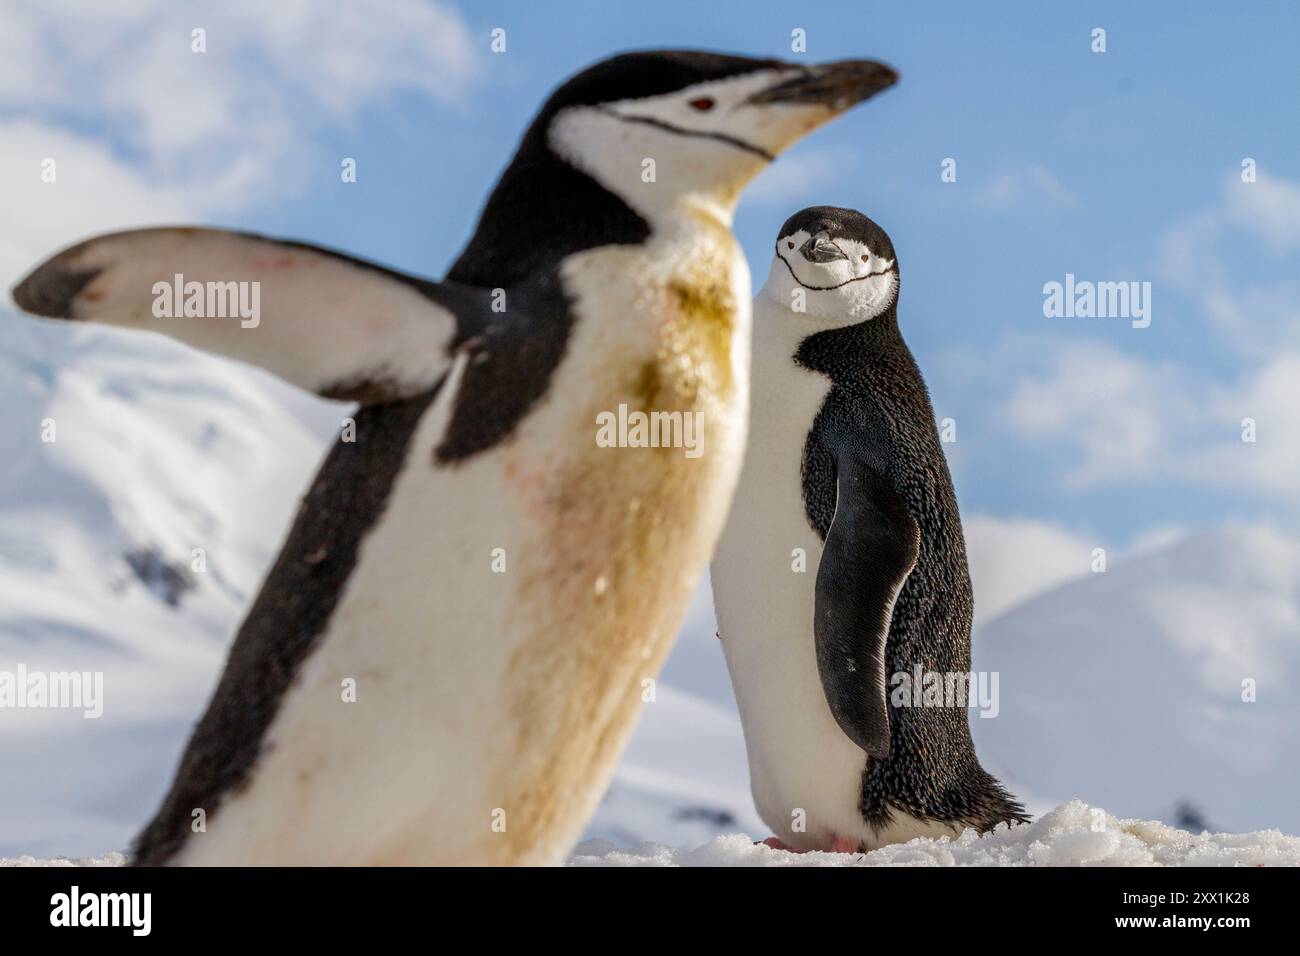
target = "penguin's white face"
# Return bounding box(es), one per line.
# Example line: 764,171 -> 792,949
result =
549,64 -> 897,224
762,225 -> 899,324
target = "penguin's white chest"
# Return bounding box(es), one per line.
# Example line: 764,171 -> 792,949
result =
174,218 -> 752,865
711,308 -> 873,849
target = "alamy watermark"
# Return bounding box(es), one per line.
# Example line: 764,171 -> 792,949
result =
50,886 -> 150,936
0,664 -> 103,718
1042,273 -> 1151,329
890,666 -> 999,718
595,404 -> 704,459
152,273 -> 261,328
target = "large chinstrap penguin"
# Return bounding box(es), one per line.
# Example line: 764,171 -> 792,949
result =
711,206 -> 1027,853
12,54 -> 898,865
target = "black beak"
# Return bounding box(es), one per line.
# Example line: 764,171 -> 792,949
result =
799,230 -> 848,264
748,59 -> 899,110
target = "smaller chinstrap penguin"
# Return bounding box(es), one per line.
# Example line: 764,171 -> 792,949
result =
712,206 -> 1028,852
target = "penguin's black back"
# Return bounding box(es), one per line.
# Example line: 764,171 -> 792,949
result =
796,311 -> 1028,833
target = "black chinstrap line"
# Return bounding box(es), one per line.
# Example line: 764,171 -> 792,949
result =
776,246 -> 897,291
599,108 -> 776,161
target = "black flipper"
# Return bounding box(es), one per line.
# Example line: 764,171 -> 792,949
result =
814,449 -> 920,757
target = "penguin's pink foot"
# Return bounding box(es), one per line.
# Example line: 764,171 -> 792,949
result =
759,835 -> 862,853
829,834 -> 861,853
759,836 -> 806,853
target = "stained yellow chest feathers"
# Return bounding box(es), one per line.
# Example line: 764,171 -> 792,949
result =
645,223 -> 745,408
533,218 -> 749,482
484,217 -> 752,863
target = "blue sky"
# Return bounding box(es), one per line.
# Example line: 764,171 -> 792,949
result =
4,0 -> 1299,571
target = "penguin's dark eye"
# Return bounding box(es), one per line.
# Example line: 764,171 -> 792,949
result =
861,255 -> 869,262
688,97 -> 715,112
786,241 -> 795,250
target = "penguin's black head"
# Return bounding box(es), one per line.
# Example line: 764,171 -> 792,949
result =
764,206 -> 900,322
537,52 -> 898,216
449,54 -> 897,287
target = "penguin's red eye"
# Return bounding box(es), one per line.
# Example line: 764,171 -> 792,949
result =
688,97 -> 715,111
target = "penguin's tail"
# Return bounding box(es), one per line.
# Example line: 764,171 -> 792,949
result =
970,772 -> 1033,831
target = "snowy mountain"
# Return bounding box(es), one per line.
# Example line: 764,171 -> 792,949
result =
1,311 -> 1296,858
971,523 -> 1300,835
0,314 -> 342,857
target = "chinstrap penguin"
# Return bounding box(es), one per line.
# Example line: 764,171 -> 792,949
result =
711,206 -> 1028,852
12,55 -> 898,865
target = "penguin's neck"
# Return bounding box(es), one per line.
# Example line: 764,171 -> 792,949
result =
448,118 -> 748,290
445,134 -> 652,289
793,305 -> 905,378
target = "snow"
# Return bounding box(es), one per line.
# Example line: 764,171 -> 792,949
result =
1,853 -> 126,868
0,315 -> 346,857
570,800 -> 1300,867
971,523 -> 1300,835
8,801 -> 1298,867
583,683 -> 765,849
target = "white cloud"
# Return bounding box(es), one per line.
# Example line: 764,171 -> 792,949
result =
1,1 -> 481,213
1004,343 -> 1192,487
979,164 -> 1080,211
0,121 -> 193,291
988,171 -> 1300,503
1227,172 -> 1300,251
936,162 -> 1081,214
1003,341 -> 1300,502
1190,353 -> 1300,497
1159,173 -> 1300,354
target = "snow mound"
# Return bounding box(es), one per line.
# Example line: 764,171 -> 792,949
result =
0,315 -> 344,857
568,800 -> 1300,867
972,524 -> 1300,834
7,801 -> 1296,867
1,852 -> 126,867
584,683 -> 764,848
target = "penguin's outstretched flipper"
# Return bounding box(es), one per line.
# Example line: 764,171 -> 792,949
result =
11,227 -> 480,404
814,449 -> 920,758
